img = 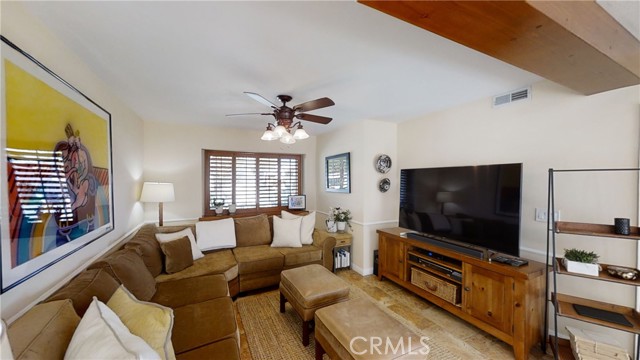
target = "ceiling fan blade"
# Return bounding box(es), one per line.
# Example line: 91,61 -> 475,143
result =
293,97 -> 335,112
296,113 -> 332,124
244,92 -> 278,108
226,112 -> 273,117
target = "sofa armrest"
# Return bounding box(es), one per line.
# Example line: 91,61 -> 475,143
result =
313,229 -> 336,271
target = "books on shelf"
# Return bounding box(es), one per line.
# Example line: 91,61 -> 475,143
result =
566,326 -> 630,360
334,249 -> 350,269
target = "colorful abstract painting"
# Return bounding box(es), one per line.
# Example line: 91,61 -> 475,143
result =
1,37 -> 113,292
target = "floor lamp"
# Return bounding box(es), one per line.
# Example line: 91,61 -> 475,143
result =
140,182 -> 175,226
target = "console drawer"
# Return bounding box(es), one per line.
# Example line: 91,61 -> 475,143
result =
411,267 -> 461,305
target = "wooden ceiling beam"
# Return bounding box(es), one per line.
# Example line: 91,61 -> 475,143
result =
358,1 -> 640,95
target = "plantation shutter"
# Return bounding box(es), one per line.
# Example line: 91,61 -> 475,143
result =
203,150 -> 302,216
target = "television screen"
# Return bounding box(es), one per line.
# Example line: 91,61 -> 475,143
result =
399,163 -> 522,257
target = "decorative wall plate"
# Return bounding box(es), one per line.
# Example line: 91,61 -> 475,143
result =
379,178 -> 391,193
375,154 -> 392,173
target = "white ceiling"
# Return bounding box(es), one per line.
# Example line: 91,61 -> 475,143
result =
18,1 -> 549,135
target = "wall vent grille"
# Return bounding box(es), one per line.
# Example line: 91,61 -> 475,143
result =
493,87 -> 531,107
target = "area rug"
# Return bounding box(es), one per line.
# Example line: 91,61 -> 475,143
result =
236,285 -> 466,360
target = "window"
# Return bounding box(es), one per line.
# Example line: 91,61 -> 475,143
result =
203,150 -> 302,216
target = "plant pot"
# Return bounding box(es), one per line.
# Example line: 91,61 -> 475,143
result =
337,221 -> 347,233
562,258 -> 600,276
215,206 -> 224,216
326,220 -> 337,233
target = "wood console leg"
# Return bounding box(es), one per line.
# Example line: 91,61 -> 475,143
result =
315,338 -> 325,360
280,292 -> 286,313
302,320 -> 312,346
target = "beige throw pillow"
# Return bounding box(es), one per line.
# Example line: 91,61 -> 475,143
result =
281,210 -> 316,245
107,285 -> 176,360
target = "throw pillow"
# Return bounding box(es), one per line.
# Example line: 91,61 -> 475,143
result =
281,210 -> 316,245
64,297 -> 159,360
87,248 -> 157,301
234,214 -> 271,247
271,216 -> 302,248
195,218 -> 236,251
156,228 -> 204,261
45,268 -> 120,317
159,236 -> 194,274
107,285 -> 176,360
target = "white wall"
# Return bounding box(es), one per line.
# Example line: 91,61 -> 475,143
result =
143,121 -> 317,223
0,3 -> 145,320
398,80 -> 639,353
316,120 -> 397,274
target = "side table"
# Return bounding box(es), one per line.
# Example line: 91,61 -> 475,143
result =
315,229 -> 352,272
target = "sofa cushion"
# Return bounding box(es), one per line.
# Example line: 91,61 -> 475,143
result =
175,338 -> 239,360
88,248 -> 157,301
155,250 -> 238,284
281,210 -> 316,245
151,274 -> 230,309
196,219 -> 236,251
234,214 -> 271,247
278,245 -> 323,268
171,297 -> 238,355
107,285 -> 176,360
65,297 -> 158,359
45,268 -> 120,317
124,224 -> 163,277
159,236 -> 194,274
156,228 -> 204,261
7,300 -> 80,360
232,245 -> 284,274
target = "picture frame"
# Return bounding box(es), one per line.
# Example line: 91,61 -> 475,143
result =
0,36 -> 114,292
288,195 -> 306,210
325,152 -> 351,193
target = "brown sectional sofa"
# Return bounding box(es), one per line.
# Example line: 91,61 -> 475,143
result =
6,213 -> 335,360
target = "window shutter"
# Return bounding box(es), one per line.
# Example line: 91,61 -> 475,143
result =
235,156 -> 257,209
258,157 -> 279,209
280,157 -> 299,206
207,155 -> 232,210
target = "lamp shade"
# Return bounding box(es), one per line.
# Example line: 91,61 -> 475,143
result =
261,129 -> 278,141
436,191 -> 453,203
140,182 -> 175,202
293,127 -> 309,140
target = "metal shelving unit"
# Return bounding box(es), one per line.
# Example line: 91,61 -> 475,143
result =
544,168 -> 640,359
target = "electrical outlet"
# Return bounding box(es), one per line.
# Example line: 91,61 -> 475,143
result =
535,208 -> 561,222
535,208 -> 547,222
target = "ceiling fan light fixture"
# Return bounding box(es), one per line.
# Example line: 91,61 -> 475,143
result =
261,129 -> 277,141
293,126 -> 309,140
274,125 -> 288,137
279,132 -> 296,144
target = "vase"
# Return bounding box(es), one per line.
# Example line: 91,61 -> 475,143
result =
215,206 -> 224,215
326,220 -> 337,233
228,204 -> 237,215
337,221 -> 347,233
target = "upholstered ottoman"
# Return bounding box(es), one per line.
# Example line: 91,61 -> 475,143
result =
279,264 -> 350,346
314,297 -> 429,360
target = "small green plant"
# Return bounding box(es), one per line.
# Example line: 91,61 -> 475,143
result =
564,248 -> 599,264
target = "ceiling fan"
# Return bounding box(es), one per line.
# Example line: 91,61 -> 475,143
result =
227,92 -> 335,144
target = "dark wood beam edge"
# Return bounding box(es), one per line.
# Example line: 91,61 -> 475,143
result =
358,1 -> 639,95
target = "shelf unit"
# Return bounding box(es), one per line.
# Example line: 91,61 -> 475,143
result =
544,168 -> 640,360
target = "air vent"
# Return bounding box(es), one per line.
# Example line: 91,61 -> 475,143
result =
492,87 -> 531,107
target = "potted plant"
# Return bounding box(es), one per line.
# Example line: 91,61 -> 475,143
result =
329,207 -> 352,233
563,248 -> 600,276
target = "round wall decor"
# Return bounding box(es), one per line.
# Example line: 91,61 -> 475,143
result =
375,154 -> 392,173
379,178 -> 391,193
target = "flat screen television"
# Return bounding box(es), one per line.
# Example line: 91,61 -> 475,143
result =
399,163 -> 522,257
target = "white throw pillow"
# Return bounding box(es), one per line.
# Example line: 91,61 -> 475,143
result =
281,211 -> 316,245
156,228 -> 204,261
196,219 -> 236,251
65,297 -> 160,360
271,216 -> 303,248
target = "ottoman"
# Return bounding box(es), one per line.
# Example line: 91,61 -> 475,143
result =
279,264 -> 350,346
315,297 -> 429,359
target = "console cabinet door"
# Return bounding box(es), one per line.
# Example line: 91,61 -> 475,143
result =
379,235 -> 406,281
463,264 -> 514,334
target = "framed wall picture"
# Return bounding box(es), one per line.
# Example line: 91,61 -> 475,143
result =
288,195 -> 306,210
0,36 -> 114,292
325,152 -> 350,193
